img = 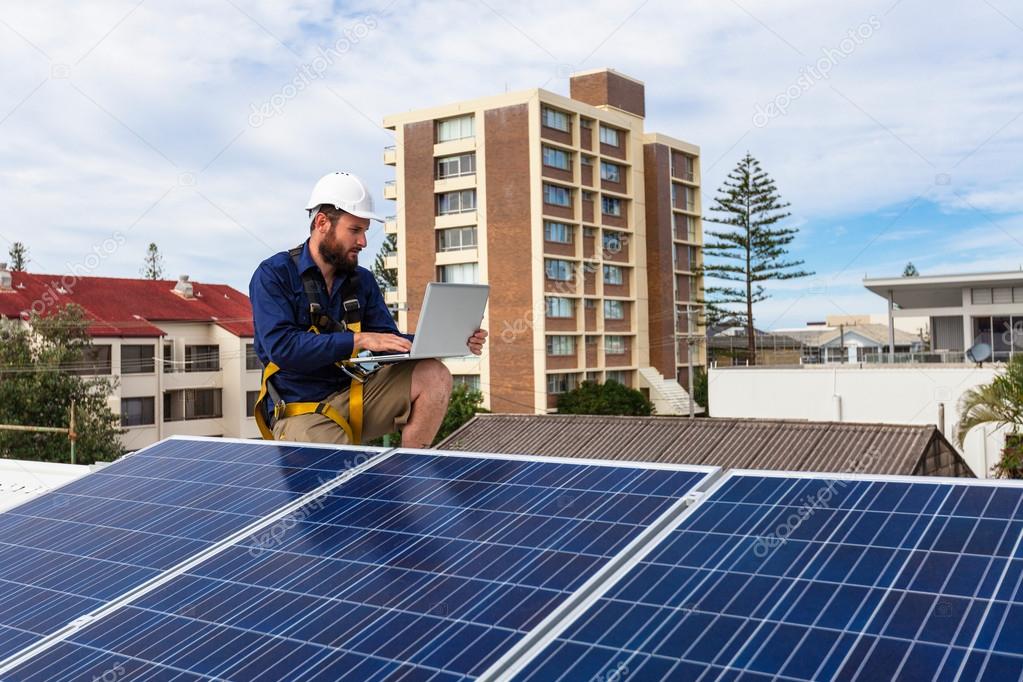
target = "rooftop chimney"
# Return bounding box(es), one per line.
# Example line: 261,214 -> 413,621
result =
0,263 -> 11,291
569,68 -> 646,118
173,274 -> 194,299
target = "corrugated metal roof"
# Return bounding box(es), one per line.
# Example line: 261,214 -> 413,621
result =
437,414 -> 973,477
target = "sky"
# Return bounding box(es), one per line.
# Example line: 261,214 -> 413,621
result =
1,0 -> 1022,330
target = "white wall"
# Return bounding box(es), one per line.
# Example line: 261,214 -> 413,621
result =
708,364 -> 1004,477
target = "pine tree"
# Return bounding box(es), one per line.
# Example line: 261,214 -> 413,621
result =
903,262 -> 919,277
701,153 -> 813,365
372,233 -> 397,289
8,242 -> 28,271
141,243 -> 164,280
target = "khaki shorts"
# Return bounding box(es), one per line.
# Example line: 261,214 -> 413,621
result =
272,360 -> 419,445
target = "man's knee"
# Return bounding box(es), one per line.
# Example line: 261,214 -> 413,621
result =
413,359 -> 452,397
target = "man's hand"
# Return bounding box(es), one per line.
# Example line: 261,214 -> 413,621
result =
467,329 -> 488,355
354,332 -> 412,353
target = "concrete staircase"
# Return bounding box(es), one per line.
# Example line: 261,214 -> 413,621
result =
637,366 -> 704,416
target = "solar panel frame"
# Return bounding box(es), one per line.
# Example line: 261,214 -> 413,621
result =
0,435 -> 390,676
1,445 -> 719,680
501,468 -> 1023,682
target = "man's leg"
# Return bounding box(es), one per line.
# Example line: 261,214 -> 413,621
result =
401,359 -> 453,448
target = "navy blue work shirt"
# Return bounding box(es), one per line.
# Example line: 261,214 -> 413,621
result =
249,239 -> 411,404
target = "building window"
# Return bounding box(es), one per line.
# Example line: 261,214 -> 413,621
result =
601,196 -> 622,216
547,373 -> 578,394
436,152 -> 476,179
682,154 -> 696,181
164,388 -> 223,422
245,390 -> 259,418
541,107 -> 570,132
603,265 -> 624,285
542,145 -> 571,170
604,300 -> 625,320
185,345 -> 220,372
437,226 -> 478,252
163,342 -> 174,373
121,397 -> 155,427
687,215 -> 698,241
685,186 -> 697,212
546,297 -> 574,318
605,335 -> 626,354
585,298 -> 597,309
600,161 -> 621,183
544,221 -> 573,244
545,259 -> 574,282
452,374 -> 481,392
580,155 -> 594,166
602,231 -> 622,253
543,183 -> 571,207
606,370 -> 627,385
188,388 -> 222,419
437,262 -> 479,283
437,189 -> 476,215
436,114 -> 474,142
64,344 -> 112,375
121,344 -> 155,374
245,343 -> 262,371
546,335 -> 576,356
599,125 -> 620,146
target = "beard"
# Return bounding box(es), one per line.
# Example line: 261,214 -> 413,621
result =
318,224 -> 358,275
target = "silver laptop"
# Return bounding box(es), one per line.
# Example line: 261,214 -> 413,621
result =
345,282 -> 489,365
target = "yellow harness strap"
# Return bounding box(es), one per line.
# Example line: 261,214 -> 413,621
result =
253,320 -> 364,444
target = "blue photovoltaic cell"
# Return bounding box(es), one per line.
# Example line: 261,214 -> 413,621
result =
6,451 -> 711,681
514,473 -> 1023,682
0,438 -> 379,661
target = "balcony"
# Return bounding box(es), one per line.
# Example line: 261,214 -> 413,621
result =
384,216 -> 398,234
383,286 -> 399,305
383,145 -> 397,165
383,254 -> 398,270
383,180 -> 397,200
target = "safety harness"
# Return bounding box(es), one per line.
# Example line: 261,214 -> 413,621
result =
254,245 -> 367,444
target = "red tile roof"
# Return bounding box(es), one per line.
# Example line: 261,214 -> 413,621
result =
0,272 -> 253,338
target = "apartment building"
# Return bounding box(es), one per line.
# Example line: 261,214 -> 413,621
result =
0,266 -> 261,451
382,68 -> 704,414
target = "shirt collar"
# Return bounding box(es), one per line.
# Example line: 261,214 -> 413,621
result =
297,238 -> 318,276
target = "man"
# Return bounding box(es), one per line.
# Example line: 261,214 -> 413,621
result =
249,171 -> 487,447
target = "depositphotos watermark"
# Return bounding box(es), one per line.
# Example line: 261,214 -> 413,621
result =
753,16 -> 882,128
248,15 -> 379,127
751,478 -> 848,558
20,232 -> 126,320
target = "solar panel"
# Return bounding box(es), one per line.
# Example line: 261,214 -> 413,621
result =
0,437 -> 383,662
507,471 -> 1023,681
2,449 -> 714,681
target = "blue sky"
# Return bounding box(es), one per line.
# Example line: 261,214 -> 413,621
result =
1,0 -> 1021,329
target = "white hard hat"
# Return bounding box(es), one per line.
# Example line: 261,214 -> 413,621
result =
305,171 -> 384,222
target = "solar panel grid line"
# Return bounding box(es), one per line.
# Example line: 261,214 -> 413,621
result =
511,470 -> 1023,682
706,476 -> 999,681
7,451 -> 714,681
481,468 -> 727,681
0,431 -> 175,516
264,454 -> 704,678
0,443 -> 394,678
550,474 -> 886,681
716,476 -> 948,681
783,476 -> 1023,681
941,493 -> 1023,682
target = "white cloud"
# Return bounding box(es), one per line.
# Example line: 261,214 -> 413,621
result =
0,0 -> 1021,328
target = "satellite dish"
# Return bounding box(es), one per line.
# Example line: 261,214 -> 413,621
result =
966,342 -> 991,363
